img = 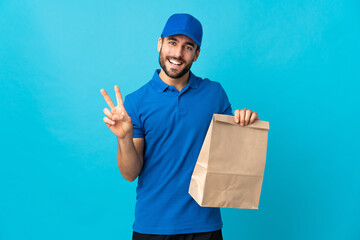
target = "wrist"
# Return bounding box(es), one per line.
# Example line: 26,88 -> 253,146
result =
117,133 -> 133,142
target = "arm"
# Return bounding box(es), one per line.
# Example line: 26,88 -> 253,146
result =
100,85 -> 144,182
116,137 -> 144,182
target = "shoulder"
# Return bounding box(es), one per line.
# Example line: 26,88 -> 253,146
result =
195,74 -> 225,93
194,74 -> 229,102
125,81 -> 151,104
193,72 -> 223,88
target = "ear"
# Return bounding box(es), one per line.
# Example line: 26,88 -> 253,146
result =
157,37 -> 163,52
193,47 -> 200,62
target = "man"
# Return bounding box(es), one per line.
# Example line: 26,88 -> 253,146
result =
101,14 -> 259,240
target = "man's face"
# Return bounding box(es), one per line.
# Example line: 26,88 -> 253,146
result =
158,34 -> 200,79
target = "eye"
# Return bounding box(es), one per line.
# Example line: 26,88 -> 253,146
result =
169,41 -> 176,45
185,46 -> 193,51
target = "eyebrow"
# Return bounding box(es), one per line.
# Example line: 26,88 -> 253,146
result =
167,37 -> 195,48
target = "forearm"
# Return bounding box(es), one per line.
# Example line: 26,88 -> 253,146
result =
116,136 -> 143,182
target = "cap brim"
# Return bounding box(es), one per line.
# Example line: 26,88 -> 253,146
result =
161,30 -> 201,47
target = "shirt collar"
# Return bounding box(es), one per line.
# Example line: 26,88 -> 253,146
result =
150,69 -> 199,93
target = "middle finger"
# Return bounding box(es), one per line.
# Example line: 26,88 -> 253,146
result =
239,108 -> 246,126
114,85 -> 124,106
245,110 -> 252,125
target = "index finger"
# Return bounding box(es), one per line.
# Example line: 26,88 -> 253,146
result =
100,89 -> 116,110
114,85 -> 123,106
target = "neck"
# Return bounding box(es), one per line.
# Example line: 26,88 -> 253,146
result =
158,69 -> 190,92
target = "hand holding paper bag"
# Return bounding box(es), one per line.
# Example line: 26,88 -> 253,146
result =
189,114 -> 270,209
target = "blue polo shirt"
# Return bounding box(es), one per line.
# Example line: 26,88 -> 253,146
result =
124,69 -> 233,235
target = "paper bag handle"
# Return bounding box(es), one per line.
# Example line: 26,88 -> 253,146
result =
213,114 -> 270,130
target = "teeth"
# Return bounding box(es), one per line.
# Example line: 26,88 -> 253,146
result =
169,59 -> 181,65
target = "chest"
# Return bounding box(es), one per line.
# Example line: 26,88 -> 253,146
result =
139,87 -> 222,140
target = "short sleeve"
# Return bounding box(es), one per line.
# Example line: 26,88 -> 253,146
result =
219,84 -> 233,116
124,96 -> 145,138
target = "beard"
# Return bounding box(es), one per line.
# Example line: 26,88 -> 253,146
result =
158,48 -> 195,79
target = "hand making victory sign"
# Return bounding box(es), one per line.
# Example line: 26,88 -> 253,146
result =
100,85 -> 133,139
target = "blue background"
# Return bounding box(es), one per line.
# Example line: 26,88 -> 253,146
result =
1,0 -> 359,239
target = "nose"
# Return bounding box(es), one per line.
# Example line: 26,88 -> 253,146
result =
173,45 -> 183,59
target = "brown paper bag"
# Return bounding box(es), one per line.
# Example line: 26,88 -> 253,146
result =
189,114 -> 270,209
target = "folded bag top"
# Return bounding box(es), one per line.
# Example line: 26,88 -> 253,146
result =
213,114 -> 269,130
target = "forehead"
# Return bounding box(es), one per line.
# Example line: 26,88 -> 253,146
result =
164,34 -> 196,45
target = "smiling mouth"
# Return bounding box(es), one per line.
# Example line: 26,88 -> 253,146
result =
168,59 -> 183,67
